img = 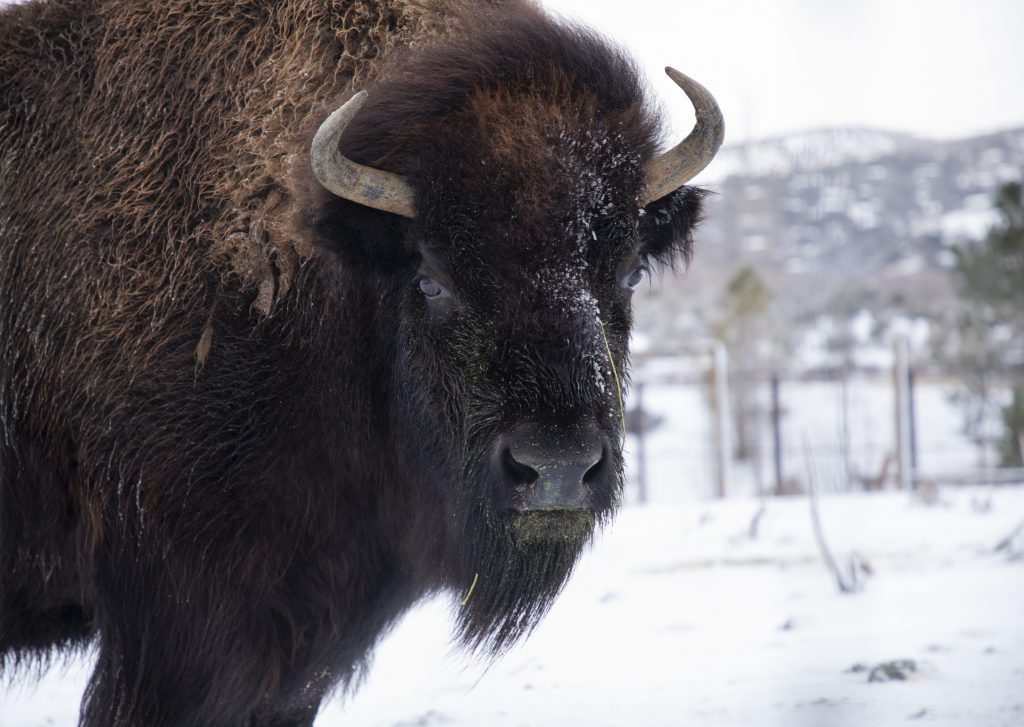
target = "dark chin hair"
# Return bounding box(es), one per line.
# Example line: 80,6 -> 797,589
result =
447,453 -> 619,656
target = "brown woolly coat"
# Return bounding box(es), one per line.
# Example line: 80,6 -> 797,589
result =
0,0 -> 497,520
0,0 -> 505,707
2,0 -> 501,314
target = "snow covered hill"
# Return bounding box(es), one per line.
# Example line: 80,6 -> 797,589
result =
701,127 -> 927,182
635,125 -> 1024,358
698,125 -> 1024,272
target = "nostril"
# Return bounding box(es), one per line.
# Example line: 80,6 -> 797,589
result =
582,445 -> 608,484
501,446 -> 539,486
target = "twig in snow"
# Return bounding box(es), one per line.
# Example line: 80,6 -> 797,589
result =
748,504 -> 766,539
804,436 -> 861,594
994,519 -> 1024,555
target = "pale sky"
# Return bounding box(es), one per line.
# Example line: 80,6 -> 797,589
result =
540,0 -> 1024,145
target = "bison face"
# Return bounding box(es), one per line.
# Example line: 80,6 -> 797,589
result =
317,111 -> 703,649
387,96 -> 703,651
311,22 -> 719,652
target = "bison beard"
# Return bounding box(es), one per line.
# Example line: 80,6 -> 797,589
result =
0,0 -> 716,724
458,507 -> 598,652
445,406 -> 621,654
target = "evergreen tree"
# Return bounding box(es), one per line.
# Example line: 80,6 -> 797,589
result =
953,181 -> 1024,466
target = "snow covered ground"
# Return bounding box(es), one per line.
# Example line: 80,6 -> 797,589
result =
3,486 -> 1023,726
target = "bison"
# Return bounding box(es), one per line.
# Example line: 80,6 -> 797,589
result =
0,0 -> 723,724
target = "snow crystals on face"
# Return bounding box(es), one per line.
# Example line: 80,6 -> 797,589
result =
516,125 -> 640,400
533,262 -> 609,397
555,126 -> 641,255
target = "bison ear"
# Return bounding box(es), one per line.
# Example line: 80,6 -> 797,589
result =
638,186 -> 707,269
314,196 -> 413,271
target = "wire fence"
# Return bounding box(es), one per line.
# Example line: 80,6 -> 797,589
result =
622,349 -> 1024,503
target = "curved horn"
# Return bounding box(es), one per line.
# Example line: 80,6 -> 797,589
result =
640,68 -> 725,207
311,91 -> 417,218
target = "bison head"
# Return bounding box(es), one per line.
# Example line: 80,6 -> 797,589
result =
311,12 -> 721,653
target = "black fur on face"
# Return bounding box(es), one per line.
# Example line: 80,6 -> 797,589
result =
316,5 -> 705,655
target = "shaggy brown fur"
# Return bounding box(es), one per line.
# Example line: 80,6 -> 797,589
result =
0,1 -> 707,724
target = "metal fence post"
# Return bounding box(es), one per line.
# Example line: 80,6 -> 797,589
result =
635,380 -> 648,504
712,343 -> 731,498
894,336 -> 913,490
771,372 -> 784,496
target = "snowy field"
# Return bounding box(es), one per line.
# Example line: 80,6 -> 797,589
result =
3,486 -> 1023,726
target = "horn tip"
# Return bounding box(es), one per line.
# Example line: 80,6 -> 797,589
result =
344,90 -> 369,114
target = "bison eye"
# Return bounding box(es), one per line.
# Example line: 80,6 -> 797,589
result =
418,276 -> 448,299
621,264 -> 648,292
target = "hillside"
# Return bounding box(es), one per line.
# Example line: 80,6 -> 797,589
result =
634,126 -> 1024,361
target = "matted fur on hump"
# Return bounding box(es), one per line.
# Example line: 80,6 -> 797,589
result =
0,0 -> 506,323
200,0 -> 508,313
